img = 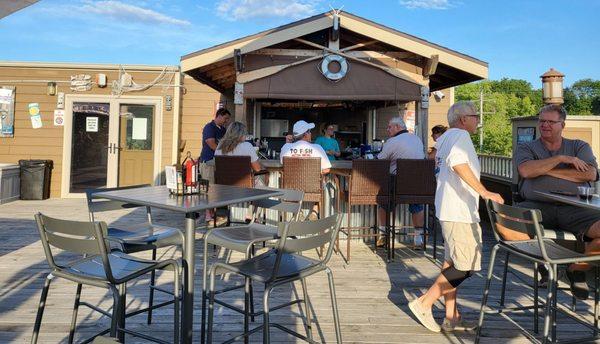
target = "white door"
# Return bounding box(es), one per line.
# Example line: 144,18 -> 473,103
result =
61,95 -> 162,197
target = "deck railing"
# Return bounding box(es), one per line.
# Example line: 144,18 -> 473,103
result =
478,154 -> 513,182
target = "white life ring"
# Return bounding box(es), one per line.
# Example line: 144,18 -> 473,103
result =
321,54 -> 348,81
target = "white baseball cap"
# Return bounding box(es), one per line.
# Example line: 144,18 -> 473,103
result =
292,120 -> 315,136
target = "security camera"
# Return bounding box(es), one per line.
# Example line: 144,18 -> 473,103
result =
433,91 -> 445,101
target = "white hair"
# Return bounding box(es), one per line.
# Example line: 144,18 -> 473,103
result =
447,101 -> 477,127
389,117 -> 407,130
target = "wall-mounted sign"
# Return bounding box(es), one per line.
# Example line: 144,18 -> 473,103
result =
132,117 -> 147,140
53,110 -> 65,126
29,103 -> 42,129
517,127 -> 536,144
0,87 -> 15,137
234,82 -> 244,105
86,116 -> 98,132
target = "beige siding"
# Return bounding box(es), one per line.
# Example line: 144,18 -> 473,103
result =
0,64 -> 178,197
179,75 -> 224,162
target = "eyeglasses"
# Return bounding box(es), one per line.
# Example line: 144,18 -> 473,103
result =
538,119 -> 563,126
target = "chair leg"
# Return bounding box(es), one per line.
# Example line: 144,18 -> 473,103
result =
346,205 -> 351,262
173,265 -> 180,344
551,264 -> 558,342
109,285 -> 120,339
500,251 -> 510,307
326,268 -> 342,344
542,264 -> 556,344
31,274 -> 53,344
300,278 -> 313,341
68,283 -> 82,344
263,285 -> 272,344
201,238 -> 210,344
147,248 -> 157,325
475,245 -> 499,344
533,262 -> 539,334
117,284 -> 126,342
207,271 -> 217,344
244,278 -> 250,344
595,266 -> 599,336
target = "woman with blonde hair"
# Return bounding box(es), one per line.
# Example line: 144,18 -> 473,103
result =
215,121 -> 268,185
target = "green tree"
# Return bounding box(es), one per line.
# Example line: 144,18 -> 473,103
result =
563,79 -> 600,115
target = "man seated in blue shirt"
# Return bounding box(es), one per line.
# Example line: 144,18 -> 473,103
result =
314,123 -> 341,161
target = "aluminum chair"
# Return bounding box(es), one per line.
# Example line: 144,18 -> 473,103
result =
86,184 -> 184,325
206,214 -> 343,344
476,200 -> 600,344
32,213 -> 180,344
201,187 -> 304,343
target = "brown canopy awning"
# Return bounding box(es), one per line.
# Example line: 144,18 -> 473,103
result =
244,58 -> 421,101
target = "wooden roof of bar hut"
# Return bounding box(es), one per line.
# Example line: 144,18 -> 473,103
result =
181,10 -> 488,104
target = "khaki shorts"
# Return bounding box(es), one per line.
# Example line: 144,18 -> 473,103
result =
199,161 -> 215,184
441,221 -> 483,271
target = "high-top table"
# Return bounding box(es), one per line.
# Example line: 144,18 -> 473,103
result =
94,185 -> 282,344
535,190 -> 600,210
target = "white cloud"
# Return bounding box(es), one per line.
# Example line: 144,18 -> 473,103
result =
216,0 -> 320,21
81,0 -> 190,26
399,0 -> 454,10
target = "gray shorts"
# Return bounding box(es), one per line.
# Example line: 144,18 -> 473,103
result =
517,200 -> 600,242
199,162 -> 215,184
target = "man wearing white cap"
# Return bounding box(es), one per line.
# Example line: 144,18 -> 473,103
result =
280,120 -> 332,173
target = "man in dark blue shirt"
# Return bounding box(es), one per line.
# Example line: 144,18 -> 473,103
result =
200,108 -> 231,163
199,108 -> 231,221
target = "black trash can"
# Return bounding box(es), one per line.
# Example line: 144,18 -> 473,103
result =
19,160 -> 53,200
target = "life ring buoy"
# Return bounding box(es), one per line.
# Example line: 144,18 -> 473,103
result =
321,54 -> 348,81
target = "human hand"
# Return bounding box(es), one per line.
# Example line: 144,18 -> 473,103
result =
482,191 -> 504,204
561,156 -> 589,172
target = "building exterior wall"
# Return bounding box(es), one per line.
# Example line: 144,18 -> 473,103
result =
0,63 -> 179,197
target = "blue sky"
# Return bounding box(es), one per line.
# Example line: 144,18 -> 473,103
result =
1,0 -> 598,87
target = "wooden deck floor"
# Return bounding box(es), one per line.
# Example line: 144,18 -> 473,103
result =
1,199 -> 599,343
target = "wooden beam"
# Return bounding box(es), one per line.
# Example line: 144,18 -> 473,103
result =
188,71 -> 227,93
294,38 -> 425,85
423,54 -> 439,78
204,63 -> 235,77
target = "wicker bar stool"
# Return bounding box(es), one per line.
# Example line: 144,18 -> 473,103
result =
390,159 -> 437,261
339,159 -> 391,262
282,157 -> 324,220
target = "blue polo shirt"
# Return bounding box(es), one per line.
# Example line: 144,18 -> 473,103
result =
314,136 -> 340,161
200,121 -> 226,162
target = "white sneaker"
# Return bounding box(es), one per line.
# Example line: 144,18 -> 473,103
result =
408,298 -> 441,332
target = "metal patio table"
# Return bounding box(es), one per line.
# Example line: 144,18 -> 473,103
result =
535,190 -> 600,211
94,185 -> 282,344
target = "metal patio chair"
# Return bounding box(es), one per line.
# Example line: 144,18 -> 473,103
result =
86,184 -> 184,325
200,187 -> 304,342
31,213 -> 180,344
476,200 -> 600,344
206,214 -> 343,344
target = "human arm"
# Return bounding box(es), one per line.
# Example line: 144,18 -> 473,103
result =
427,147 -> 437,160
331,140 -> 341,157
546,166 -> 597,182
518,155 -> 590,179
205,138 -> 217,151
453,163 -> 504,204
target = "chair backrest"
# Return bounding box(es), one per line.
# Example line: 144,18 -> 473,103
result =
282,157 -> 322,194
270,214 -> 342,281
85,184 -> 150,223
35,213 -> 117,283
252,187 -> 305,221
485,200 -> 551,261
350,159 -> 391,198
394,159 -> 436,197
214,155 -> 253,188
